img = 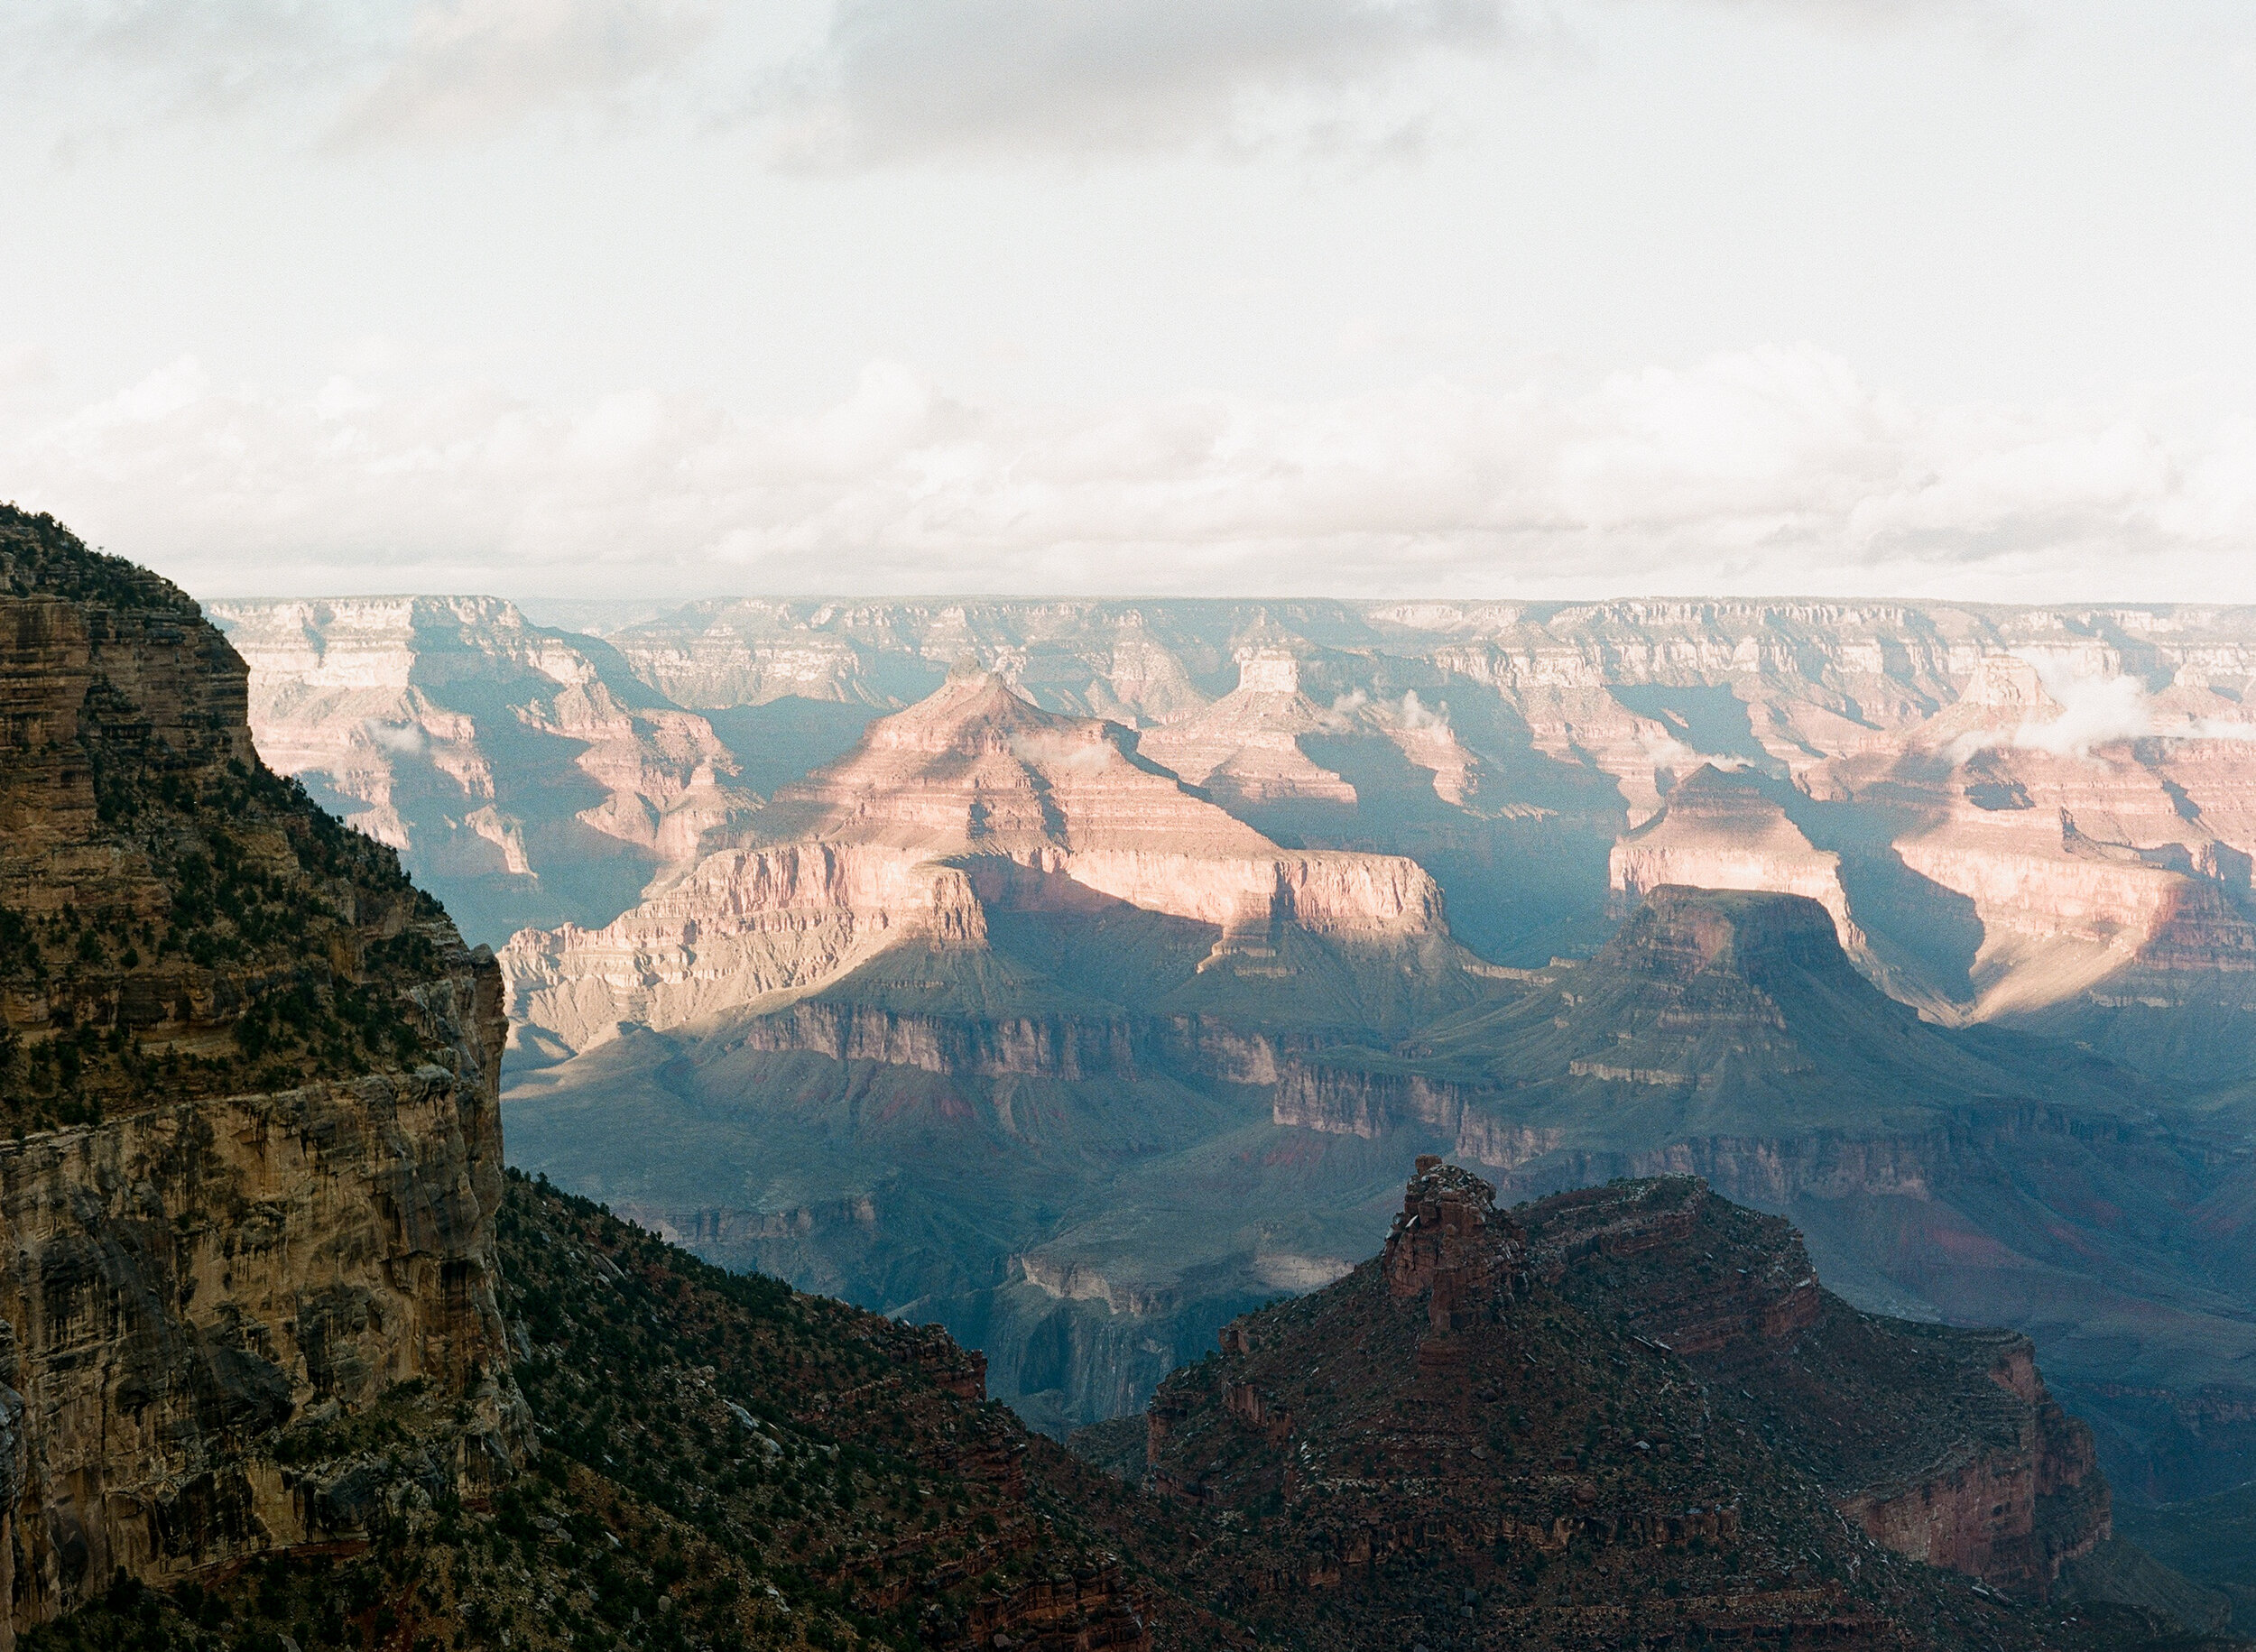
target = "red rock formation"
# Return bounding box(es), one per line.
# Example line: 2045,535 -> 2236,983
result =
1131,1161 -> 2115,1647
1382,1154 -> 1525,1333
1524,1177 -> 2109,1596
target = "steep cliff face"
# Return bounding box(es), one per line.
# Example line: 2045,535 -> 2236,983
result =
0,510 -> 520,1644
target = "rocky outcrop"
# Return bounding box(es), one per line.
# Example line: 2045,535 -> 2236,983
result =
1256,886 -> 2256,1509
1122,1162 -> 2137,1648
1136,651 -> 1361,811
1523,1177 -> 2110,1595
0,512 -> 521,1645
1381,1153 -> 1525,1332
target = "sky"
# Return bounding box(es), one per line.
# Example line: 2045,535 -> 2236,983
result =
2,0 -> 2253,603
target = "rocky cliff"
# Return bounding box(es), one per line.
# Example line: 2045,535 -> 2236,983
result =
1108,1160 -> 2165,1649
0,511 -> 521,1644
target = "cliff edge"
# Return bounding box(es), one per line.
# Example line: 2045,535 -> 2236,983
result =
0,507 -> 521,1643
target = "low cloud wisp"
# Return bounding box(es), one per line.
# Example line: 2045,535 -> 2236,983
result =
9,346 -> 2256,602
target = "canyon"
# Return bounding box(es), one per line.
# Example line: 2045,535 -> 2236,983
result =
218,595 -> 2256,1510
0,515 -> 2240,1646
1,512 -> 1185,1652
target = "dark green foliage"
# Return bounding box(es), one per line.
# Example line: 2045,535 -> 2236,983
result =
0,506 -> 456,1127
0,503 -> 197,614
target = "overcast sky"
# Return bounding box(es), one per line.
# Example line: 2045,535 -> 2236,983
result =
3,0 -> 2253,603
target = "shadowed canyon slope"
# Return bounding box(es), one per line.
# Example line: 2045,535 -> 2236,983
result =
1280,888 -> 2256,1501
1097,1163 -> 2201,1648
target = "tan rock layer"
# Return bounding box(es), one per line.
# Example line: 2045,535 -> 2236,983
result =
0,523 -> 522,1644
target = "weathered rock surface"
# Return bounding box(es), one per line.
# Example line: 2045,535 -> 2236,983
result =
0,512 -> 521,1645
1608,762 -> 1890,983
1523,1177 -> 2107,1593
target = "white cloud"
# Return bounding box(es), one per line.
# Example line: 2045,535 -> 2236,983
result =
365,718 -> 430,755
7,345 -> 2256,602
1955,652 -> 2256,759
8,0 -> 1513,158
4,0 -> 719,145
329,0 -> 719,146
757,0 -> 1512,166
2005,660 -> 2153,757
1398,689 -> 1450,732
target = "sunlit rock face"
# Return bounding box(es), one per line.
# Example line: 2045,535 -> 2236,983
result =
209,596 -> 758,946
500,669 -> 1468,1059
1788,651 -> 2256,1066
222,595 -> 2256,1057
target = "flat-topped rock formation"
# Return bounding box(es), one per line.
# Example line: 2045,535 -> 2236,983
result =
1610,763 -> 1863,950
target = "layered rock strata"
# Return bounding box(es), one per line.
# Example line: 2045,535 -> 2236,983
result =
1610,763 -> 1865,956
234,593 -> 2256,1054
0,511 -> 520,1644
502,669 -> 1467,1057
1261,886 -> 2256,1503
210,596 -> 758,946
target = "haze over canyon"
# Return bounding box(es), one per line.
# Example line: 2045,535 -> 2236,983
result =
208,594 -> 2256,1514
